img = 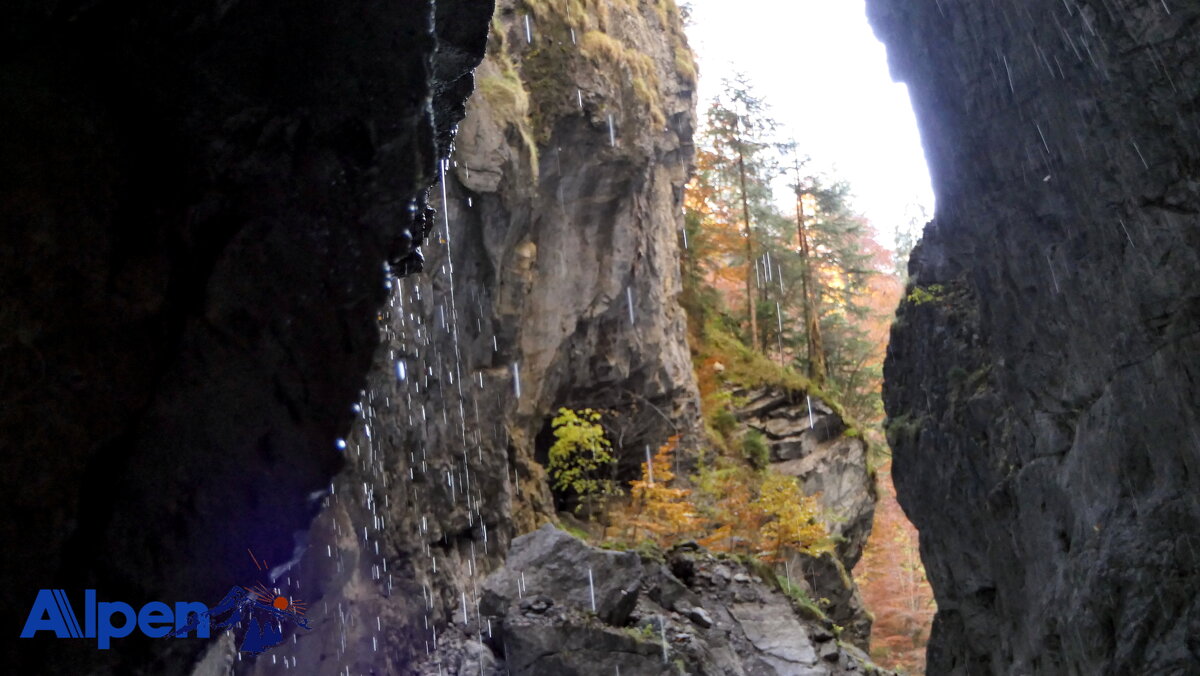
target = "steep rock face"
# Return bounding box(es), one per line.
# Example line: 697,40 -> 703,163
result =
869,1 -> 1200,673
227,1 -> 703,673
451,0 -> 704,508
1,0 -> 491,672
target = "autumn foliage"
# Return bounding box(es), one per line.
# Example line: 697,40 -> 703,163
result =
547,408 -> 620,514
857,461 -> 936,674
618,436 -> 698,546
610,442 -> 831,563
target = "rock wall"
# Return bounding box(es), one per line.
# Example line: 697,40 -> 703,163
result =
869,0 -> 1200,673
734,385 -> 878,649
452,0 -> 704,511
1,0 -> 491,672
226,1 -> 704,673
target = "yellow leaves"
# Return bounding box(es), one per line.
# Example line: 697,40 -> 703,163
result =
692,463 -> 831,561
601,439 -> 831,564
547,408 -> 619,512
755,473 -> 831,561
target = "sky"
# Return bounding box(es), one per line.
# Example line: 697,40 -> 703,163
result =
684,0 -> 934,242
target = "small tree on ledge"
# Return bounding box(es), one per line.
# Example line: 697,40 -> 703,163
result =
547,408 -> 620,516
621,436 -> 698,547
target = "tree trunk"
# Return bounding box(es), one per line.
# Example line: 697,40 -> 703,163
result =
795,191 -> 828,386
735,117 -> 760,352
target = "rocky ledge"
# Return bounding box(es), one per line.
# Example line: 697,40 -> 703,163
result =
421,524 -> 893,675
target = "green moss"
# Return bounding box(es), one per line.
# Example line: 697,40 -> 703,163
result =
478,73 -> 529,126
712,407 -> 737,439
906,283 -> 945,306
579,30 -> 666,126
674,43 -> 697,84
626,622 -> 658,642
702,318 -> 844,417
777,574 -> 829,622
742,429 -> 769,470
559,523 -> 590,541
884,412 -> 923,449
480,18 -> 540,178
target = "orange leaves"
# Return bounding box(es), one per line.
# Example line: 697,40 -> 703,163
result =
857,461 -> 936,673
608,441 -> 831,566
615,437 -> 698,547
696,469 -> 760,554
693,464 -> 831,562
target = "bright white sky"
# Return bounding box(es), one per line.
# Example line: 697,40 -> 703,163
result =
685,0 -> 934,242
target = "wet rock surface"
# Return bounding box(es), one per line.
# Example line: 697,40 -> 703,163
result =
870,0 -> 1200,673
1,0 -> 491,672
425,526 -> 894,675
226,2 -> 703,674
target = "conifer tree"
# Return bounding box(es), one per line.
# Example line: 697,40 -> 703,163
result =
697,75 -> 781,352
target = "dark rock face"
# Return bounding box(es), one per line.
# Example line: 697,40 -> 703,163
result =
481,525 -> 644,626
870,1 -> 1200,673
430,526 -> 894,675
2,0 -> 490,672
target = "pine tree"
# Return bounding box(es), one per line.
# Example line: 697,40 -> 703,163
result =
696,75 -> 781,352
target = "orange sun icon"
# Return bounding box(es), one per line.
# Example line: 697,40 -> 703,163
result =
245,549 -> 308,617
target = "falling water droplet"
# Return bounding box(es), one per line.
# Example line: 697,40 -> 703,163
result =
806,396 -> 815,430
588,568 -> 596,612
625,287 -> 635,325
645,445 -> 654,484
608,114 -> 616,147
660,615 -> 667,663
336,438 -> 347,451
512,362 -> 521,399
395,360 -> 407,382
524,14 -> 532,43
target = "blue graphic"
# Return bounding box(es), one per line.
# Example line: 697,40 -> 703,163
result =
170,584 -> 311,654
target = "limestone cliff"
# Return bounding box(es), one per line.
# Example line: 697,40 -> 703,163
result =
870,0 -> 1200,673
452,0 -> 704,521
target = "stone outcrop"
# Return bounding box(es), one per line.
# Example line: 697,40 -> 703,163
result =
870,0 -> 1200,673
424,525 -> 894,675
449,0 -> 704,498
2,1 -> 491,673
735,386 -> 877,568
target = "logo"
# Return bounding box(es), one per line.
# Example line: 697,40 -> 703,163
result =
21,550 -> 310,655
19,589 -> 210,649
